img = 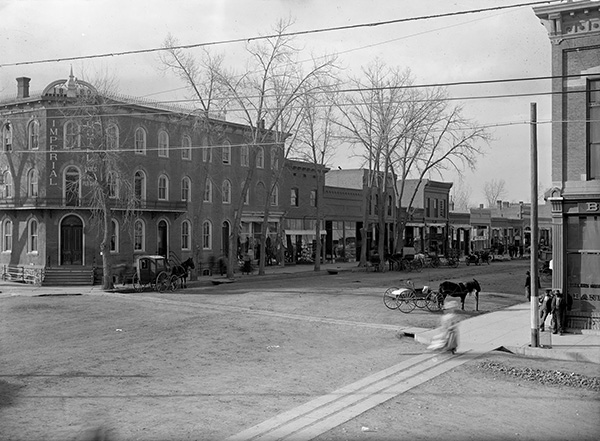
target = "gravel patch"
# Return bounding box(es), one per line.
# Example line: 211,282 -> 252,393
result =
478,360 -> 600,391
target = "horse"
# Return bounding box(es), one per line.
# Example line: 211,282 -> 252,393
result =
171,257 -> 195,288
438,278 -> 482,311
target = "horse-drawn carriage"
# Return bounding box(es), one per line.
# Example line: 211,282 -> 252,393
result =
113,254 -> 195,292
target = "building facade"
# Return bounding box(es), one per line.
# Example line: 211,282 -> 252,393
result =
535,1 -> 600,329
0,73 -> 284,282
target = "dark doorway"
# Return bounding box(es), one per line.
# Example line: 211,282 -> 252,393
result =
157,220 -> 168,257
61,215 -> 83,265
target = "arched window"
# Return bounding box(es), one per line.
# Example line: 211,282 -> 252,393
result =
256,146 -> 264,168
107,171 -> 118,198
182,135 -> 192,160
28,218 -> 38,253
181,177 -> 191,202
106,123 -> 119,150
110,219 -> 119,253
202,146 -> 212,162
271,147 -> 279,170
134,219 -> 145,252
240,145 -> 249,167
222,179 -> 231,204
64,121 -> 80,149
158,174 -> 169,200
27,168 -> 39,197
3,171 -> 13,198
158,130 -> 169,157
2,219 -> 12,252
134,127 -> 146,154
181,220 -> 191,250
134,170 -> 146,202
270,184 -> 279,206
222,140 -> 231,164
202,220 -> 212,250
3,122 -> 13,152
64,166 -> 80,206
204,179 -> 212,203
28,120 -> 40,150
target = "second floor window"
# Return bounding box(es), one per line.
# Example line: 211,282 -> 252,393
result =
204,179 -> 212,202
291,188 -> 298,206
158,130 -> 169,157
28,169 -> 39,197
203,146 -> 212,162
2,171 -> 12,198
181,177 -> 191,202
256,147 -> 264,168
310,190 -> 316,207
158,175 -> 169,200
106,124 -> 119,150
222,180 -> 231,204
108,172 -> 118,198
134,171 -> 146,201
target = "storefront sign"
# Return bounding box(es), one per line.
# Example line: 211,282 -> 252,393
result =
48,119 -> 59,186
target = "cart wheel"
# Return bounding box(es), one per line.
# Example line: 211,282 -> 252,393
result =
156,271 -> 170,293
383,287 -> 400,310
426,291 -> 444,312
415,295 -> 428,309
169,275 -> 179,291
449,258 -> 459,268
397,290 -> 416,313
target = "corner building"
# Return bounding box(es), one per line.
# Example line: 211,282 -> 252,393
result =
535,1 -> 600,330
0,73 -> 284,282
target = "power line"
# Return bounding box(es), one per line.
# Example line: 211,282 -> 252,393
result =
0,1 -> 553,68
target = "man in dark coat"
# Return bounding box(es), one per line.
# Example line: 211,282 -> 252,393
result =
551,289 -> 567,335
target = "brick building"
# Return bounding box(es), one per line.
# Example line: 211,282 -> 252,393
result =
535,1 -> 600,329
0,72 -> 284,283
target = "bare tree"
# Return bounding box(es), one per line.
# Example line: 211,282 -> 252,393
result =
337,61 -> 489,265
483,179 -> 507,208
451,176 -> 472,211
290,79 -> 341,271
59,73 -> 139,289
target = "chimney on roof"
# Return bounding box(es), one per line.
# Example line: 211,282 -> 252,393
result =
496,200 -> 502,209
17,77 -> 31,99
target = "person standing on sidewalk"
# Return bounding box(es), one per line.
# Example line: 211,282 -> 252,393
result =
551,289 -> 567,335
539,289 -> 553,332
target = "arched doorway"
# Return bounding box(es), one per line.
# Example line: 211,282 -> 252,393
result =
157,220 -> 168,257
222,221 -> 230,257
61,215 -> 83,265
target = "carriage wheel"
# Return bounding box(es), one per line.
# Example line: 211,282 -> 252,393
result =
169,275 -> 179,291
397,290 -> 416,313
155,271 -> 170,293
383,287 -> 400,310
414,295 -> 428,309
426,291 -> 444,312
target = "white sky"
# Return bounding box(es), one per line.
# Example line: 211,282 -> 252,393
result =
0,0 -> 556,205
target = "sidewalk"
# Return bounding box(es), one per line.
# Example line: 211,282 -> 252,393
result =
2,262 -> 598,365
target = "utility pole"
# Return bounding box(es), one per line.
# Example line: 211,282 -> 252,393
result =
530,102 -> 540,347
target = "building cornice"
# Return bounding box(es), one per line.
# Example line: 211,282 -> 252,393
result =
534,1 -> 600,44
